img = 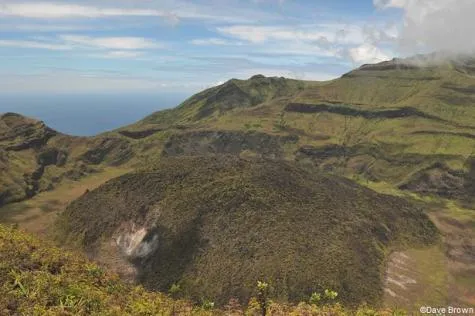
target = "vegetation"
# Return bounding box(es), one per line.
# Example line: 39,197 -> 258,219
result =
56,155 -> 438,306
5,57 -> 475,208
0,113 -> 133,207
2,55 -> 475,312
0,224 -> 412,315
0,224 -> 210,315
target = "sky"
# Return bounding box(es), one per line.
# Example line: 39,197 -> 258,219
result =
0,0 -> 472,95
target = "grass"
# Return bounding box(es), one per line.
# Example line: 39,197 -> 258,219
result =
0,167 -> 131,236
354,181 -> 474,309
2,56 -> 475,312
406,246 -> 449,308
0,224 -> 213,315
56,155 -> 438,307
0,224 -> 413,315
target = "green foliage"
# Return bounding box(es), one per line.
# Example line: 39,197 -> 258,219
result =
201,299 -> 215,311
324,289 -> 339,301
256,281 -> 270,316
309,292 -> 321,305
0,224 -> 411,315
57,155 -> 438,306
0,224 -> 206,315
169,283 -> 182,298
309,289 -> 338,306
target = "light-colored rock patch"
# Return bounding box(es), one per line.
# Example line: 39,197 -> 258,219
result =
114,223 -> 159,259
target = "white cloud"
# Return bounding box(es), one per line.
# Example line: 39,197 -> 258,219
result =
373,0 -> 407,9
375,0 -> 475,55
190,38 -> 243,46
0,2 -> 254,23
0,39 -> 71,50
0,23 -> 92,32
93,51 -> 145,59
0,3 -> 158,18
216,24 -> 365,45
214,23 -> 394,62
59,35 -> 161,50
0,35 -> 162,53
348,43 -> 390,64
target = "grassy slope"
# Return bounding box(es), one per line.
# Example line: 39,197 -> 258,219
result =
115,59 -> 475,186
0,113 -> 135,207
5,59 -> 475,209
1,56 -> 475,311
0,167 -> 132,236
57,155 -> 438,306
1,224 -> 411,315
0,224 -> 211,315
103,59 -> 475,310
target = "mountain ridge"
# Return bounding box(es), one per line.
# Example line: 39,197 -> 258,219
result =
4,54 -> 475,205
1,54 -> 475,309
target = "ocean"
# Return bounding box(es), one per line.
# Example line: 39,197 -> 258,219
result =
0,93 -> 190,136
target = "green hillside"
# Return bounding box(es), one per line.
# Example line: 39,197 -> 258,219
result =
1,54 -> 474,312
111,56 -> 475,203
0,113 -> 133,207
1,224 -> 409,315
5,56 -> 475,209
57,155 -> 438,306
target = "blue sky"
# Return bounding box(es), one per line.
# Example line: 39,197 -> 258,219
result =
0,0 -> 468,94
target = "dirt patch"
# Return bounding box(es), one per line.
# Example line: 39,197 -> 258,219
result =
383,246 -> 449,312
429,211 -> 475,307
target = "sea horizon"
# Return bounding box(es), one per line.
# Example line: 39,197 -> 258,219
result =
0,92 -> 190,136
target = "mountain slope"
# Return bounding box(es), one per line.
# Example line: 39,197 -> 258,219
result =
1,224 -> 409,315
135,75 -> 308,127
0,224 -> 201,315
0,113 -> 133,207
5,55 -> 475,207
57,155 -> 438,306
2,54 -> 475,309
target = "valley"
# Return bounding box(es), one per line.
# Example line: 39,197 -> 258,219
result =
1,55 -> 475,314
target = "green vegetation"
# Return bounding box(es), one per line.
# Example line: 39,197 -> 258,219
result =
56,155 -> 437,306
2,55 -> 475,312
0,224 -> 413,315
139,75 -> 307,126
0,113 -> 134,207
0,224 -> 210,315
5,58 -> 475,209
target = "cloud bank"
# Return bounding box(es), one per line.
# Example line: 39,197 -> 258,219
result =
375,0 -> 475,55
